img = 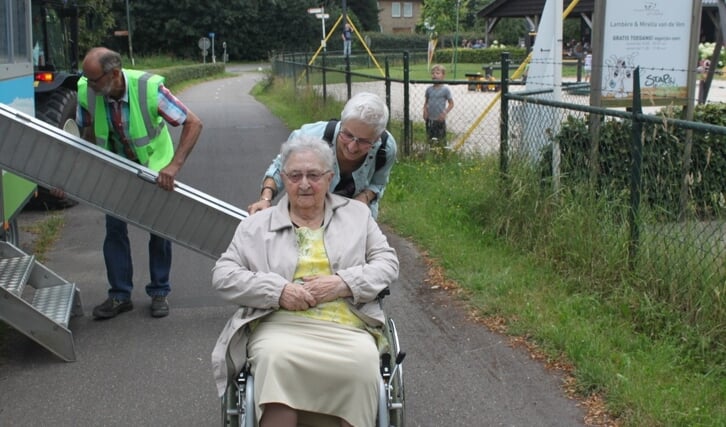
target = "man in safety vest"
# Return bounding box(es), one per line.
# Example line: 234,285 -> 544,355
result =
76,47 -> 203,319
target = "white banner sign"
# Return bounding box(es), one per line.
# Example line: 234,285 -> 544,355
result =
601,0 -> 693,102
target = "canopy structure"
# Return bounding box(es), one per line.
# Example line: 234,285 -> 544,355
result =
477,0 -> 721,44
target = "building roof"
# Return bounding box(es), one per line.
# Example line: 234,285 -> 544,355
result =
477,0 -> 716,19
477,0 -> 594,19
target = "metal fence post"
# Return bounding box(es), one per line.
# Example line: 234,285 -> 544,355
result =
500,52 -> 510,179
403,51 -> 411,157
305,53 -> 310,86
346,52 -> 352,100
628,67 -> 643,267
385,57 -> 392,135
322,51 -> 327,102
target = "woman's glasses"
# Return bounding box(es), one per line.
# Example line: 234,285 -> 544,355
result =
282,170 -> 331,183
338,129 -> 376,147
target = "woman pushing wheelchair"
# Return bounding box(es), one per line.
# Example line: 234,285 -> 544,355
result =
211,135 -> 400,426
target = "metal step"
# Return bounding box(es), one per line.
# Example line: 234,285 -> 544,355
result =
0,241 -> 80,361
0,253 -> 34,295
32,282 -> 77,327
0,103 -> 248,260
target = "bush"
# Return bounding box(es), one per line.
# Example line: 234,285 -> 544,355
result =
147,63 -> 226,88
547,104 -> 726,220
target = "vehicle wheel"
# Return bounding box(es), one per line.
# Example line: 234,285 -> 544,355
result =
0,217 -> 19,245
26,87 -> 79,210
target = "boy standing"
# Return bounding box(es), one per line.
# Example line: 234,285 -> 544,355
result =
423,64 -> 454,147
342,23 -> 352,57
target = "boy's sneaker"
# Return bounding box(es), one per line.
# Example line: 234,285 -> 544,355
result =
93,297 -> 133,319
150,296 -> 169,318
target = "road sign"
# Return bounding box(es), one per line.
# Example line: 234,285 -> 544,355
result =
315,13 -> 329,19
198,37 -> 211,50
209,32 -> 215,38
307,7 -> 322,14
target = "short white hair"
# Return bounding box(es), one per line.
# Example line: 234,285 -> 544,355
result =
280,135 -> 334,171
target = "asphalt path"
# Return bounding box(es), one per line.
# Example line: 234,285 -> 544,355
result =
0,65 -> 587,426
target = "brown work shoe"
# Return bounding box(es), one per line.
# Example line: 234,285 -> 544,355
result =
150,296 -> 169,318
93,297 -> 133,319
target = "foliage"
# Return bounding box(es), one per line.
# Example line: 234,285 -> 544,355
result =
74,0 -> 115,57
20,213 -> 64,263
434,47 -> 527,66
421,0 -> 469,35
143,63 -> 226,88
698,42 -> 726,66
346,0 -> 380,31
360,32 -> 429,51
86,0 -> 387,61
547,104 -> 726,221
122,0 -> 325,61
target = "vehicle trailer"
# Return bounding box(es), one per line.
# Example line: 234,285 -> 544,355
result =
25,0 -> 82,209
0,0 -> 83,362
32,0 -> 81,137
1,0 -> 38,243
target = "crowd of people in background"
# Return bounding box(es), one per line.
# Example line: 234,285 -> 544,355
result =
565,38 -> 590,59
461,38 -> 486,49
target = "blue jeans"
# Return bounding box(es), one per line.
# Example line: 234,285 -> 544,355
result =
103,215 -> 172,300
343,40 -> 351,57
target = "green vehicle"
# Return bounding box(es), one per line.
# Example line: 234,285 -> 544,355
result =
1,0 -> 38,244
1,0 -> 81,241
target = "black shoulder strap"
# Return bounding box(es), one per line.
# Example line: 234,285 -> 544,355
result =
375,131 -> 388,172
323,119 -> 338,145
323,118 -> 388,172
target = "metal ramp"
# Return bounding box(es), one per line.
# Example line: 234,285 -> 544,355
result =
0,103 -> 248,360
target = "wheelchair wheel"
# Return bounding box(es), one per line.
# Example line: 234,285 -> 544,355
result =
386,317 -> 406,427
221,369 -> 255,427
221,382 -> 243,427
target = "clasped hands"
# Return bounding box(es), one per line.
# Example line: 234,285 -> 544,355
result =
279,275 -> 351,311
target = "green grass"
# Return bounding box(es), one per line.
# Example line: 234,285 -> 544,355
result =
252,78 -> 726,427
20,213 -> 64,263
308,60 -> 581,82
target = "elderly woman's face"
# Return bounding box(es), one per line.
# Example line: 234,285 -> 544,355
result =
282,150 -> 332,211
336,118 -> 380,162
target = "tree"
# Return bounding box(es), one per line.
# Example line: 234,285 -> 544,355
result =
77,0 -> 115,55
345,0 -> 379,31
421,0 -> 469,47
97,0 -> 383,60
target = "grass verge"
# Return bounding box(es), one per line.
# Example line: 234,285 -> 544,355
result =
20,213 -> 65,263
253,77 -> 726,427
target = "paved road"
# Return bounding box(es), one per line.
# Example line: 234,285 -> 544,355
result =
0,66 -> 587,426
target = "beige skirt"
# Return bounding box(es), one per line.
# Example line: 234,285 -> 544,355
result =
247,311 -> 379,427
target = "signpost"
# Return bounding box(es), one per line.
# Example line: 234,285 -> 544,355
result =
198,37 -> 210,63
209,32 -> 216,63
308,7 -> 328,51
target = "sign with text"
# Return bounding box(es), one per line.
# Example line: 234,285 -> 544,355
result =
599,0 -> 696,106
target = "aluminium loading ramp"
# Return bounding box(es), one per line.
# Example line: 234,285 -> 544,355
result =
0,102 -> 248,361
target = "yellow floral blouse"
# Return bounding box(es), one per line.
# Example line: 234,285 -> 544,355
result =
287,226 -> 366,329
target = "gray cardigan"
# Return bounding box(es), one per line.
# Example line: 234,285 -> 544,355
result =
210,193 -> 399,396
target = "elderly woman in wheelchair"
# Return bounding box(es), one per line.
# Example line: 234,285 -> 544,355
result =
212,135 -> 402,426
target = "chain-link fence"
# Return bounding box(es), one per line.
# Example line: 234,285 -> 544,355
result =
270,51 -> 726,346
502,60 -> 726,348
272,51 -> 514,157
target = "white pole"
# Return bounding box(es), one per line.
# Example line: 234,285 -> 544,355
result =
552,0 -> 563,192
125,0 -> 135,66
321,7 -> 327,51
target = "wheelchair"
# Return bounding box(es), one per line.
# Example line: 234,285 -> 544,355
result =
221,292 -> 406,427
